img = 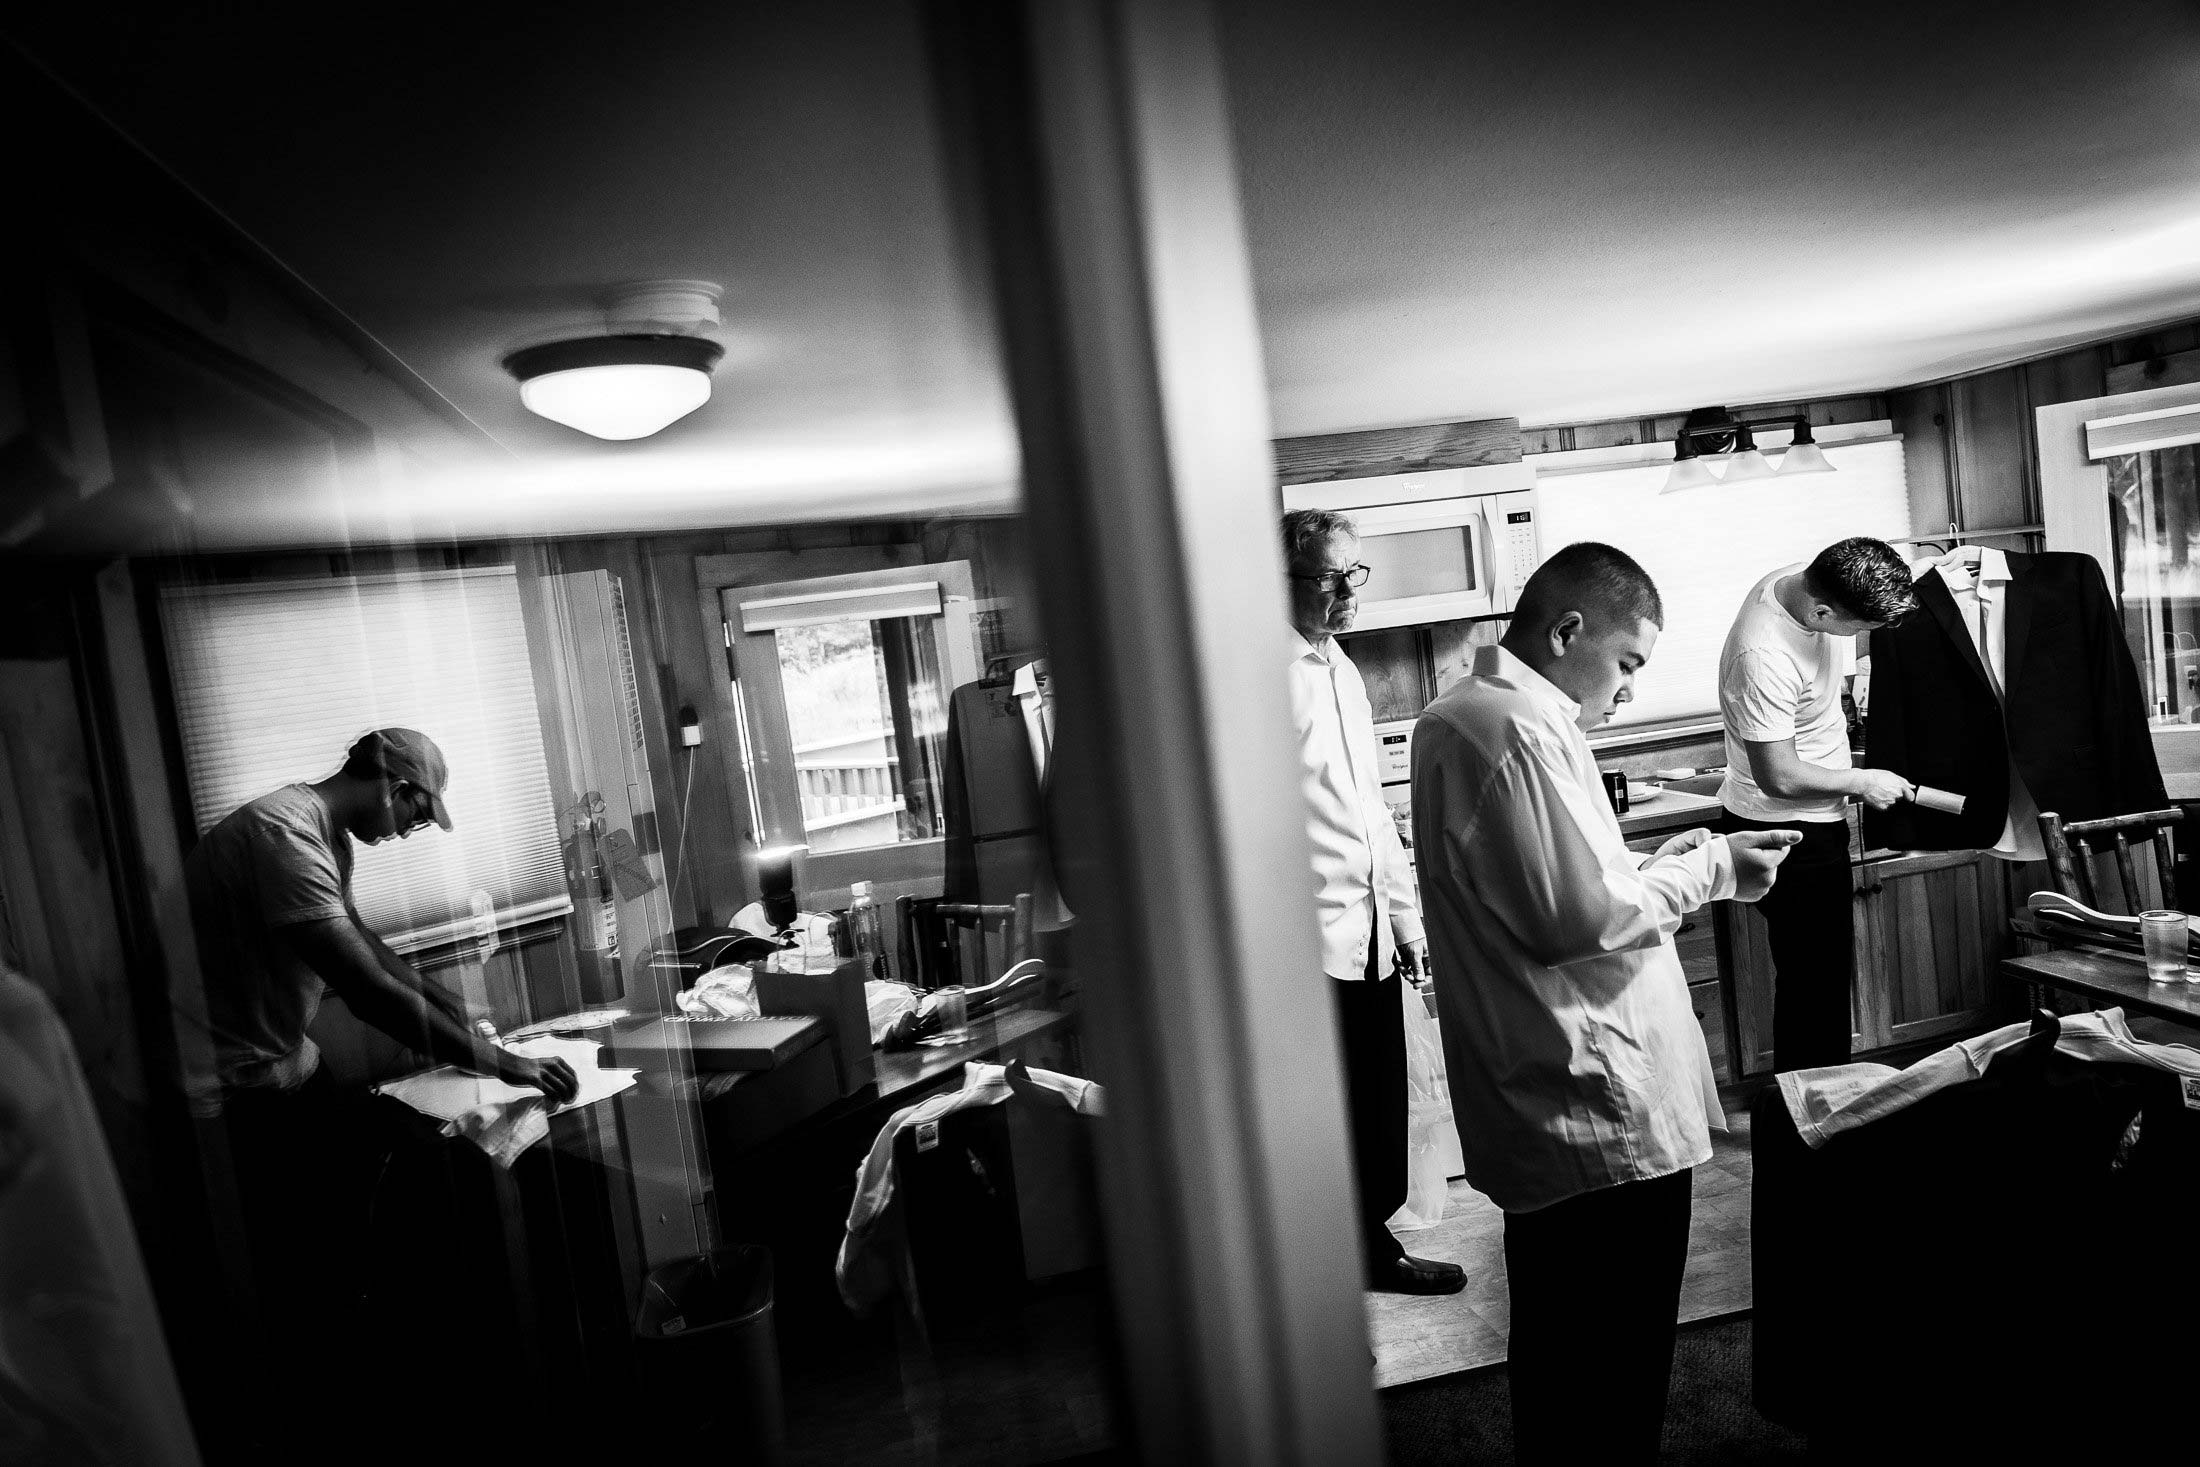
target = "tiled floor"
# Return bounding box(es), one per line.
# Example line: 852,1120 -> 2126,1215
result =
1367,1100 -> 1757,1388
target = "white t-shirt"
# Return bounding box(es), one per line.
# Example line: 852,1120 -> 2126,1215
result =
1718,566 -> 1854,823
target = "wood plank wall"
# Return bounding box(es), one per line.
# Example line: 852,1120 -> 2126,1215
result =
1889,320 -> 2200,541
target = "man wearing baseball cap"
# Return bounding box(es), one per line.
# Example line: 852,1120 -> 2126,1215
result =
184,727 -> 575,1111
182,728 -> 576,1455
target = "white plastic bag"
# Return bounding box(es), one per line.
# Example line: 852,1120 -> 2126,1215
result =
677,966 -> 762,1019
1391,982 -> 1464,1230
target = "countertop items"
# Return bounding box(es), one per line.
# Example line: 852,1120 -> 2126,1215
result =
1617,787 -> 1724,839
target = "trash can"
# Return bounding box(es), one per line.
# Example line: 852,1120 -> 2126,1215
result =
633,1244 -> 786,1462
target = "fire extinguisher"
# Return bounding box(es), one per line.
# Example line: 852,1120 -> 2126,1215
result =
567,792 -> 623,1004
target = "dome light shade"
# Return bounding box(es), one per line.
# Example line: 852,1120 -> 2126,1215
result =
504,334 -> 724,441
1659,455 -> 1722,493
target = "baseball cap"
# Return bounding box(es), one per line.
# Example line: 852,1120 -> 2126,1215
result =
348,727 -> 454,831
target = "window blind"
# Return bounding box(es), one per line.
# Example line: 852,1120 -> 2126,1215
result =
1534,436 -> 1912,729
160,566 -> 570,954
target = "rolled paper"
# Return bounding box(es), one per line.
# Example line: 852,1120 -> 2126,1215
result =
1912,785 -> 1965,815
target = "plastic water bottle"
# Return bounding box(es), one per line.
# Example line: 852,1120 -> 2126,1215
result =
846,881 -> 888,982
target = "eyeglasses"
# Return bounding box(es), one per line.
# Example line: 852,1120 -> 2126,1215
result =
392,781 -> 436,831
1289,563 -> 1371,594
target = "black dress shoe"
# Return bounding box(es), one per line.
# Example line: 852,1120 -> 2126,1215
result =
1368,1254 -> 1467,1295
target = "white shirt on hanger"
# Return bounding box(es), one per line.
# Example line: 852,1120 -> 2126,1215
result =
1009,659 -> 1073,926
1928,548 -> 2046,863
1011,659 -> 1054,789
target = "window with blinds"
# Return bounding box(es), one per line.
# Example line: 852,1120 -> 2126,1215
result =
1534,433 -> 1913,730
160,566 -> 570,954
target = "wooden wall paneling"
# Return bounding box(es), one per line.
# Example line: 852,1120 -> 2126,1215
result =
1889,385 -> 1956,537
1428,617 -> 1503,694
2105,348 -> 2200,396
922,516 -> 1045,663
1340,626 -> 1429,722
1946,368 -> 2029,531
1273,415 -> 1523,485
638,534 -> 744,931
2023,346 -> 2107,413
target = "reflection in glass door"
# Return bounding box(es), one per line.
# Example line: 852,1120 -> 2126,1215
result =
2107,443 -> 2200,721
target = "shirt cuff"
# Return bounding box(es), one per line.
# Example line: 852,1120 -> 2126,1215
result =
1391,910 -> 1425,947
1703,835 -> 1739,904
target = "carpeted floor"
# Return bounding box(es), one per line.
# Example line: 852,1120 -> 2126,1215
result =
1381,1311 -> 1808,1466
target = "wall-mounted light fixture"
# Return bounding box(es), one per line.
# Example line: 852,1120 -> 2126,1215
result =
1659,406 -> 1839,494
503,281 -> 725,441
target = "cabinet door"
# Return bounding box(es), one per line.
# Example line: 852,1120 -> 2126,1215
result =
1721,898 -> 1870,1076
1852,850 -> 2008,1051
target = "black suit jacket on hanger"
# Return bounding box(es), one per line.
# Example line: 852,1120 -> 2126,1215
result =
1863,550 -> 2164,851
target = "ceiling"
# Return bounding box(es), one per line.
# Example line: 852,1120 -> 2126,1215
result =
10,0 -> 2200,543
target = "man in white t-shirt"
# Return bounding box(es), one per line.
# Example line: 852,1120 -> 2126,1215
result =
1717,539 -> 1918,1070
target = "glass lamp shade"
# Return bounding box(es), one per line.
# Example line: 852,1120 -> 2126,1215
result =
504,334 -> 724,441
1775,441 -> 1836,476
519,363 -> 713,440
1659,456 -> 1723,493
1719,449 -> 1776,483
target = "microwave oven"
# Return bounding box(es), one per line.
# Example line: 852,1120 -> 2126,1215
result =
1281,463 -> 1541,628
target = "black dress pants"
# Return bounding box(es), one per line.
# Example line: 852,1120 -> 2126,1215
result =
1504,1167 -> 1693,1466
1330,935 -> 1407,1275
1720,812 -> 1854,1071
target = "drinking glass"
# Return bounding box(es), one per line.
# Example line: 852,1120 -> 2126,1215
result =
2138,909 -> 2187,983
924,985 -> 971,1044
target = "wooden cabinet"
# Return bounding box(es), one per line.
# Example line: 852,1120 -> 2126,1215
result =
1726,848 -> 2013,1075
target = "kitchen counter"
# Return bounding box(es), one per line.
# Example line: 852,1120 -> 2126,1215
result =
1618,787 -> 1725,840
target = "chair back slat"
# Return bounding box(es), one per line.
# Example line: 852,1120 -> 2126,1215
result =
900,896 -> 1033,988
2039,808 -> 2184,915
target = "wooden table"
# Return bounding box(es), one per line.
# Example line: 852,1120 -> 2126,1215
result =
1999,943 -> 2200,1032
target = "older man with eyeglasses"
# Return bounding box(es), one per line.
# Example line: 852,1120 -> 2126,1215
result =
1281,509 -> 1466,1295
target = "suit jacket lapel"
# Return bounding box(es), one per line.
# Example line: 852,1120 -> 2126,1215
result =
2002,551 -> 2035,693
1914,566 -> 1996,693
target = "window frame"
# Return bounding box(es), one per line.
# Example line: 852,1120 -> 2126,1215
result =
720,560 -> 980,909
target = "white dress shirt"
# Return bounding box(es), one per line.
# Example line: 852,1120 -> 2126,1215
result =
1929,549 -> 2046,863
1412,643 -> 1731,1213
1285,629 -> 1424,981
1009,659 -> 1074,927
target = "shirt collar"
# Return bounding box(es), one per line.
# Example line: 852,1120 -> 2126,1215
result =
1472,642 -> 1582,723
1933,546 -> 2012,593
1286,628 -> 1336,667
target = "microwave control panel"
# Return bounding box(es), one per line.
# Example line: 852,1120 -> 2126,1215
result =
1498,491 -> 1540,601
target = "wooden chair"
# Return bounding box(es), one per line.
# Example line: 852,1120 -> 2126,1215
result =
895,893 -> 1034,989
2038,807 -> 2183,914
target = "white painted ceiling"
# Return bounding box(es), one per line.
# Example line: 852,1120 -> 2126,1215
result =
11,0 -> 2200,544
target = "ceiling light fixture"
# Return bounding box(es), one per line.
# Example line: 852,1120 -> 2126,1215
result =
503,280 -> 726,441
1659,406 -> 1840,493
